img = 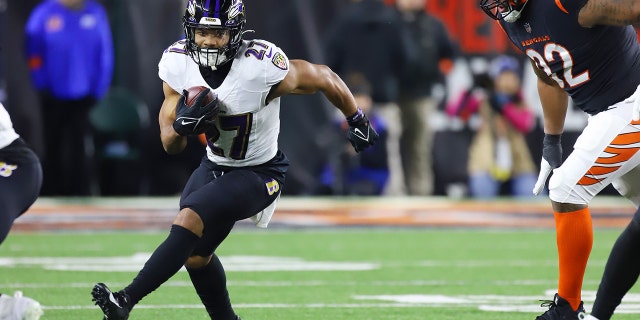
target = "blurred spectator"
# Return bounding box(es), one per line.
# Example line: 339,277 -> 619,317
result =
325,0 -> 416,195
396,0 -> 457,196
447,55 -> 536,199
25,0 -> 113,196
319,73 -> 389,195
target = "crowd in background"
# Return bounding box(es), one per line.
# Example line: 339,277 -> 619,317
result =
1,0 -> 605,198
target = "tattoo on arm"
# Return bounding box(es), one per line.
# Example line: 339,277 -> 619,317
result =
582,0 -> 640,26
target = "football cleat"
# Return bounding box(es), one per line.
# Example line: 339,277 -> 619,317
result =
91,283 -> 131,320
0,291 -> 44,320
536,293 -> 584,320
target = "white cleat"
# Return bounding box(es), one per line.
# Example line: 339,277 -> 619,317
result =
0,291 -> 44,320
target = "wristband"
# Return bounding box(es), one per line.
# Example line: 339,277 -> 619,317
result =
543,134 -> 562,144
346,107 -> 364,125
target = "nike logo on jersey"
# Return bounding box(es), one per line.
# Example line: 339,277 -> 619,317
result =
181,120 -> 196,125
354,128 -> 369,141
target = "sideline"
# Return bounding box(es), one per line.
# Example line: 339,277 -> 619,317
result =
14,196 -> 634,231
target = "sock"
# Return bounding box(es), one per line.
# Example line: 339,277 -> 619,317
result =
125,224 -> 200,305
592,219 -> 640,320
554,207 -> 593,311
187,254 -> 236,320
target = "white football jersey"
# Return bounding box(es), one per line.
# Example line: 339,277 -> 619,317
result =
0,102 -> 19,149
159,39 -> 289,166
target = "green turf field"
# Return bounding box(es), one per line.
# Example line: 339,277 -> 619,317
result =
1,228 -> 638,319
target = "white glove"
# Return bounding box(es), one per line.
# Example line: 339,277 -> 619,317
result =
533,158 -> 553,195
624,84 -> 640,121
532,134 -> 562,196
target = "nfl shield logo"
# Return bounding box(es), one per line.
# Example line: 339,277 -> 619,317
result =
524,23 -> 532,33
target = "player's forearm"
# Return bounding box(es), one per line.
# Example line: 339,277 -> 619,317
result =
160,126 -> 187,154
321,70 -> 358,117
158,103 -> 187,154
538,79 -> 568,135
579,0 -> 640,27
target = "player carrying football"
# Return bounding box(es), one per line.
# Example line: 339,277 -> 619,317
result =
90,0 -> 378,319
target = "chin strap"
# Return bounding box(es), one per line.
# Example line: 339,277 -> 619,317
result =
503,0 -> 530,23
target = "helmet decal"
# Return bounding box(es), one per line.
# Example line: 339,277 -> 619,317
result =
185,0 -> 197,24
187,0 -> 196,17
228,0 -> 244,20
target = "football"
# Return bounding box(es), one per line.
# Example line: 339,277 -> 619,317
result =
185,86 -> 216,107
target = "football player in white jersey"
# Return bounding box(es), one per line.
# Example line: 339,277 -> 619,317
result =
0,102 -> 42,245
91,1 -> 378,319
0,102 -> 44,319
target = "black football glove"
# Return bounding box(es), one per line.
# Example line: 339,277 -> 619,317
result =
172,88 -> 219,136
346,108 -> 379,153
533,134 -> 562,195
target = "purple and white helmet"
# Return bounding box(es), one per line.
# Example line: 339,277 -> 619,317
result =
183,0 -> 246,68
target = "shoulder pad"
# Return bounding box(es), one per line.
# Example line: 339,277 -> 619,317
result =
163,40 -> 189,55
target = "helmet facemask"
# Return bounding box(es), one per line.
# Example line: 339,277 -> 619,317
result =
183,0 -> 246,69
480,0 -> 529,23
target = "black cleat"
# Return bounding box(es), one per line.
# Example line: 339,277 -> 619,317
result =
91,283 -> 131,320
536,293 -> 584,320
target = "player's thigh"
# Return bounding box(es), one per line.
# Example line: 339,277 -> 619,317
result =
185,170 -> 278,256
0,149 -> 42,243
0,147 -> 42,217
550,104 -> 640,204
182,169 -> 279,226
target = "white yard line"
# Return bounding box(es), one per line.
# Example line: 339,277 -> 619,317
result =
2,279 -> 602,289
